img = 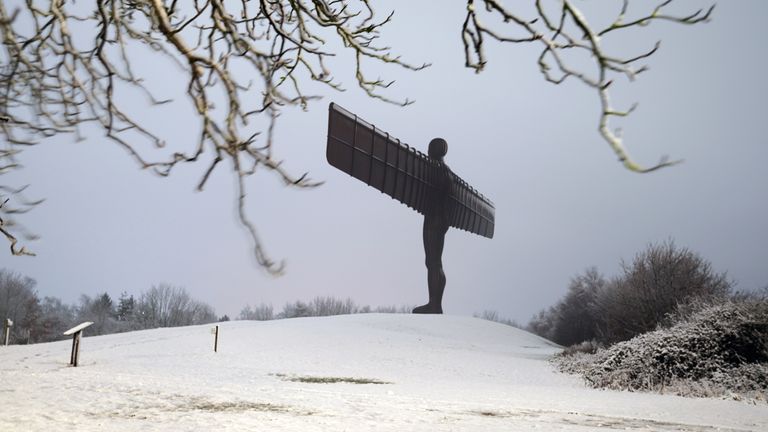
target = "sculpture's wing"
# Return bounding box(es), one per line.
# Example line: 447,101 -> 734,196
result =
327,102 -> 495,239
447,176 -> 495,239
327,103 -> 436,215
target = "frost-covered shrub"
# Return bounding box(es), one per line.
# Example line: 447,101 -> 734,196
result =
529,242 -> 732,347
555,299 -> 768,401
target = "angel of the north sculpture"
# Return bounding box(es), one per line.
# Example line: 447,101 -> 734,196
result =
326,103 -> 495,314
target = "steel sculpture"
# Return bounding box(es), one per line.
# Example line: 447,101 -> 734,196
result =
327,103 -> 495,314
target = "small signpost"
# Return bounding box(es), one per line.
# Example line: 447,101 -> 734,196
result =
63,321 -> 93,367
3,318 -> 12,346
211,325 -> 219,353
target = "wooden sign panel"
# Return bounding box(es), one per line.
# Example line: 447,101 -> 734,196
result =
63,321 -> 94,336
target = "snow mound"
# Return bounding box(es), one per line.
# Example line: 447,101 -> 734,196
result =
2,314 -> 766,431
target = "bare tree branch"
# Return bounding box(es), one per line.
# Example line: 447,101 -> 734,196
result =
0,196 -> 35,256
0,0 -> 426,270
463,0 -> 713,172
0,0 -> 715,265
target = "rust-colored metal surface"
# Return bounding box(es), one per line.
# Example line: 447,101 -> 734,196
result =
326,103 -> 495,238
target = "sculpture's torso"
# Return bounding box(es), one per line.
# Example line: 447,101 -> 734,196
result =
424,161 -> 452,231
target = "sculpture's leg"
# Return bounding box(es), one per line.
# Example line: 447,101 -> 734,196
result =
413,218 -> 447,314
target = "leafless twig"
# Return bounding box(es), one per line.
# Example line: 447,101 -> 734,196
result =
0,195 -> 35,256
463,0 -> 714,172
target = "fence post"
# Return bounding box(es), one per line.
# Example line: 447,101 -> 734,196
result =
212,325 -> 219,352
73,332 -> 82,366
3,319 -> 12,346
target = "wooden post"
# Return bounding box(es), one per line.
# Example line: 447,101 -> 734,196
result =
213,325 -> 219,353
63,322 -> 93,367
70,332 -> 78,365
3,319 -> 12,346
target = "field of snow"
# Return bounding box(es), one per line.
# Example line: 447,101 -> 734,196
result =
1,314 -> 766,431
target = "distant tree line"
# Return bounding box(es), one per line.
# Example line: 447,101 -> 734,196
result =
0,274 -> 217,345
239,296 -> 412,321
527,240 -> 735,347
9,240 -> 741,349
472,310 -> 521,328
0,270 -> 415,345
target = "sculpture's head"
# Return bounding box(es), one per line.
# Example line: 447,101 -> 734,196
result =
428,138 -> 448,160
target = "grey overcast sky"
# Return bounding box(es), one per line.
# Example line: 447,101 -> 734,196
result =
3,1 -> 767,322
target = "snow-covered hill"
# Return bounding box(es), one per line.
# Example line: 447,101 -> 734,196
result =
1,314 -> 766,431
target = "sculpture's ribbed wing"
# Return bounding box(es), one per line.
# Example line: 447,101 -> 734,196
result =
447,177 -> 495,239
327,103 -> 435,214
327,102 -> 495,238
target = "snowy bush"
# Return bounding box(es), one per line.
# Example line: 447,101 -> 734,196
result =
560,340 -> 602,356
555,299 -> 768,402
528,242 -> 732,347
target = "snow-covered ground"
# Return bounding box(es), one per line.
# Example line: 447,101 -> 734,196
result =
1,314 -> 766,431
